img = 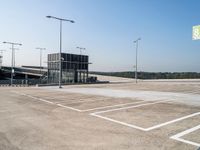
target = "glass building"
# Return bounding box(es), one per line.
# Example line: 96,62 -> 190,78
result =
47,53 -> 89,84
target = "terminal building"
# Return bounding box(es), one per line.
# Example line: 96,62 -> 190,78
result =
47,53 -> 89,84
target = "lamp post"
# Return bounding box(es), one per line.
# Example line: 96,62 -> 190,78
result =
133,38 -> 141,84
46,15 -> 75,88
76,47 -> 86,82
76,46 -> 86,69
76,46 -> 86,55
3,41 -> 22,86
36,47 -> 46,74
10,48 -> 19,67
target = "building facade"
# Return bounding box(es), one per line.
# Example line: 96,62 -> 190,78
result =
0,55 -> 2,69
47,53 -> 89,84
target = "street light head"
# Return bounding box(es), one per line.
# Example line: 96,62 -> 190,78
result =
70,20 -> 75,23
46,16 -> 52,18
3,41 -> 22,45
134,38 -> 141,43
76,47 -> 86,50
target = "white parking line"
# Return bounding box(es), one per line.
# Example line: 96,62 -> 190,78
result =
11,91 -> 146,112
92,100 -> 168,114
11,91 -> 82,112
170,124 -> 200,147
65,97 -> 114,104
56,104 -> 82,112
146,112 -> 200,131
12,91 -> 54,104
91,113 -> 146,131
91,101 -> 200,131
26,95 -> 54,104
80,100 -> 145,112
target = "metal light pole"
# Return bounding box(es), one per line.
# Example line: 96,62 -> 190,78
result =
76,47 -> 86,82
10,48 -> 19,67
46,15 -> 75,88
133,38 -> 141,84
36,47 -> 46,74
3,41 -> 22,86
76,47 -> 86,55
76,46 -> 86,70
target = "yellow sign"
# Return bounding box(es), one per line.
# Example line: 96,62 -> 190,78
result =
193,25 -> 200,40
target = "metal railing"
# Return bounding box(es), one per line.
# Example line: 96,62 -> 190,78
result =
0,79 -> 47,86
1,66 -> 47,76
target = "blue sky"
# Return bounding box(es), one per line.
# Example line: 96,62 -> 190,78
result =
0,0 -> 200,72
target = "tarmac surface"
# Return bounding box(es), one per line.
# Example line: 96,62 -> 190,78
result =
0,80 -> 200,150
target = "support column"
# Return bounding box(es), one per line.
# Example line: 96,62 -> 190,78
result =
25,74 -> 28,86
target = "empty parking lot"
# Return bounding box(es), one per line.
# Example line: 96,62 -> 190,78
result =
0,80 -> 200,150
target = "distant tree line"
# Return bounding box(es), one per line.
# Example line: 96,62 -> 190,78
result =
90,71 -> 200,79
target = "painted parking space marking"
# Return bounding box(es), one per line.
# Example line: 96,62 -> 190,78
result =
56,104 -> 82,112
11,91 -> 147,112
79,100 -> 145,112
11,91 -> 82,112
91,100 -> 168,114
12,90 -> 200,136
170,124 -> 200,147
91,101 -> 200,131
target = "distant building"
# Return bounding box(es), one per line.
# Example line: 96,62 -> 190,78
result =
47,53 -> 89,84
0,55 -> 2,69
